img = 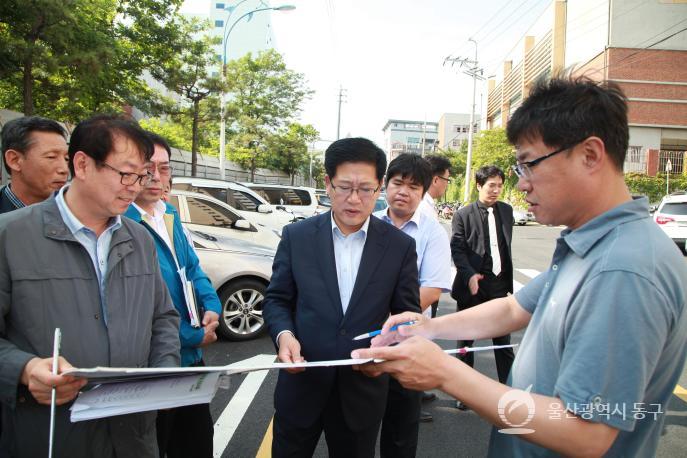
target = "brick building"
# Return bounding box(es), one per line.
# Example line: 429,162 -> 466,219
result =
485,0 -> 687,176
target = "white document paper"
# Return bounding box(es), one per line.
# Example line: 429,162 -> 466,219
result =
64,357 -> 375,382
70,372 -> 221,422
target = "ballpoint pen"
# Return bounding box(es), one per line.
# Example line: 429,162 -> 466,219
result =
49,328 -> 61,458
352,321 -> 417,341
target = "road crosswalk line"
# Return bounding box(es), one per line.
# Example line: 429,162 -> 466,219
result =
517,268 -> 541,279
213,354 -> 275,457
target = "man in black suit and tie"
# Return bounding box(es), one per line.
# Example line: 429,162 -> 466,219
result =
450,165 -> 515,400
263,137 -> 421,458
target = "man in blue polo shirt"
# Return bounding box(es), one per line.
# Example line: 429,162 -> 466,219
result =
374,153 -> 452,457
353,76 -> 687,457
125,132 -> 220,458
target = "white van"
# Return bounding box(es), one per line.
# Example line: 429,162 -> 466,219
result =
171,177 -> 297,235
242,183 -> 319,218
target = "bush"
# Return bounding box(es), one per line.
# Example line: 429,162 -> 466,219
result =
624,173 -> 687,204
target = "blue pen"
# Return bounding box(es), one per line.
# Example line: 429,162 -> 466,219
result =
352,321 -> 417,341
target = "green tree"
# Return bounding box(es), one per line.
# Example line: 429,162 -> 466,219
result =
266,123 -> 319,184
224,50 -> 312,181
151,29 -> 223,176
0,0 -> 187,121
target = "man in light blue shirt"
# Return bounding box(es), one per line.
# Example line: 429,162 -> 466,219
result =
353,77 -> 687,457
374,153 -> 452,457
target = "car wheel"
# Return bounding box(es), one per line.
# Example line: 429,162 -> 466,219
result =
217,278 -> 267,341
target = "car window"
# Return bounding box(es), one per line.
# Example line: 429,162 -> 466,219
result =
186,196 -> 238,227
374,197 -> 387,212
317,194 -> 331,207
252,187 -> 311,206
168,195 -> 180,212
228,190 -> 261,212
660,202 -> 687,215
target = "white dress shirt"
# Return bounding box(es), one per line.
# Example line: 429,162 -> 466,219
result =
331,212 -> 370,314
374,208 -> 452,317
418,192 -> 438,220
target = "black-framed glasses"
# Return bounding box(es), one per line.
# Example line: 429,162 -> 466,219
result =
99,162 -> 152,186
330,182 -> 379,199
436,175 -> 452,183
511,143 -> 577,179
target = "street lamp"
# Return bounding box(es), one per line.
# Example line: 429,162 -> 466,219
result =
218,3 -> 296,180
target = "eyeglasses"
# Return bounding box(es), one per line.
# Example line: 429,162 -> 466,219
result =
511,143 -> 577,179
100,162 -> 152,186
436,175 -> 452,183
330,182 -> 379,199
149,162 -> 172,176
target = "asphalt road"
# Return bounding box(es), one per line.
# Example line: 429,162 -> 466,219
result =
204,222 -> 687,457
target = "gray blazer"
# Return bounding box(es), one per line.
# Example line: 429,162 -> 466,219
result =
0,199 -> 180,458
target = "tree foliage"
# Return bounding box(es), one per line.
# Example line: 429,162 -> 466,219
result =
0,0 -> 186,121
224,50 -> 312,181
266,123 -> 319,184
150,26 -> 223,176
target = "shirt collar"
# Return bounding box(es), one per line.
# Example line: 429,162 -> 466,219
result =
562,197 -> 650,257
331,211 -> 370,238
132,200 -> 167,220
55,185 -> 122,235
376,207 -> 422,230
3,184 -> 26,209
423,193 -> 434,206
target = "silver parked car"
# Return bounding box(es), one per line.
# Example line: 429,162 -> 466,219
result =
169,190 -> 277,340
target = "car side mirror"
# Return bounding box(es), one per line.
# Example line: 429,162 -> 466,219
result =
257,204 -> 272,214
233,219 -> 252,230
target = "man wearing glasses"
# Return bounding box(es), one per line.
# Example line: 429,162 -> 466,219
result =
418,155 -> 452,220
125,132 -> 220,458
0,115 -> 180,457
352,77 -> 687,457
263,137 -> 421,457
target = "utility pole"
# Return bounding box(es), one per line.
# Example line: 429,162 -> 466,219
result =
336,86 -> 346,140
444,38 -> 484,203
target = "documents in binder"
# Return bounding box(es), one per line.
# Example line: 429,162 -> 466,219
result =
70,372 -> 221,422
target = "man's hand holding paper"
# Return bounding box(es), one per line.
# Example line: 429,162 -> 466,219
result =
277,332 -> 306,374
352,336 -> 456,392
21,356 -> 87,405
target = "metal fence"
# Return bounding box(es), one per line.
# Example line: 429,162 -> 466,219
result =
623,146 -> 647,173
659,150 -> 685,175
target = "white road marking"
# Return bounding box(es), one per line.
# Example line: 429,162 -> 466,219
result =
213,354 -> 276,457
451,267 -> 534,293
513,279 -> 524,293
517,268 -> 541,279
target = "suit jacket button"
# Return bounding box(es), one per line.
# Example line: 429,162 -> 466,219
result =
339,329 -> 346,336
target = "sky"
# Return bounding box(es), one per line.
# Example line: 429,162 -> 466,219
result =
181,0 -> 553,149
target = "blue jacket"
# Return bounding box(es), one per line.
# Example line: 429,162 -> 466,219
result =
125,202 -> 221,366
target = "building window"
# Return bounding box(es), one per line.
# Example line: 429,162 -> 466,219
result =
407,137 -> 420,144
215,20 -> 224,27
216,2 -> 225,9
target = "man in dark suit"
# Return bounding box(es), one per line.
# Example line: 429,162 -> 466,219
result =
450,165 -> 515,398
263,137 -> 421,458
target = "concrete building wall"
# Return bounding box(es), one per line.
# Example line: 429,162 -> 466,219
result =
610,0 -> 687,50
565,0 -> 609,69
382,120 -> 439,162
437,113 -> 481,150
209,0 -> 275,76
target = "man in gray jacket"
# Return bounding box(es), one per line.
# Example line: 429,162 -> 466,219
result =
0,115 -> 181,458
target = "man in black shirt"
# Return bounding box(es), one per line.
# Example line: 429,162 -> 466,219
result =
450,166 -> 515,407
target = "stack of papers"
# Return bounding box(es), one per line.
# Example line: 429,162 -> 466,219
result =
70,372 -> 221,422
